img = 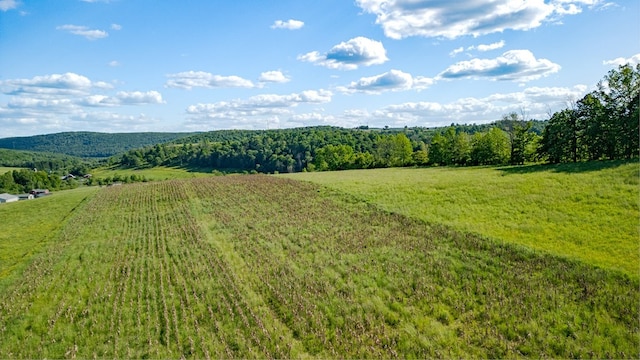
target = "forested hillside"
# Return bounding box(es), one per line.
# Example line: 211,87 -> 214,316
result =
113,120 -> 546,174
0,149 -> 89,173
0,132 -> 197,158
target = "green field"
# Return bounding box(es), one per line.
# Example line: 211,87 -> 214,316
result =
91,166 -> 211,181
0,167 -> 22,174
0,187 -> 99,290
0,174 -> 637,358
283,160 -> 640,277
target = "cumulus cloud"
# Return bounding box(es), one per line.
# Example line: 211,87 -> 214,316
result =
110,23 -> 122,30
338,69 -> 435,94
0,73 -> 164,135
438,50 -> 560,82
298,36 -> 388,70
603,53 -> 640,66
271,19 -> 304,30
185,89 -> 333,127
259,70 -> 291,83
56,24 -> 108,40
356,0 -> 605,39
0,73 -> 113,98
165,71 -> 255,89
79,91 -> 165,107
350,84 -> 590,127
0,0 -> 18,11
108,60 -> 121,67
476,40 -> 506,52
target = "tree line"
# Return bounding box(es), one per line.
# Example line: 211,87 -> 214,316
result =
109,64 -> 637,173
112,120 -> 541,173
0,169 -> 79,194
541,64 -> 639,163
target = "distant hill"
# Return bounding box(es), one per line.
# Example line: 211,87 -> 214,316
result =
0,148 -> 88,173
0,131 -> 198,158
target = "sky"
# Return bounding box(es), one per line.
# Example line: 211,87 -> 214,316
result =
0,0 -> 638,137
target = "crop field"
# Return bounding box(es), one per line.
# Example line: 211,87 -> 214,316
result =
91,165 -> 211,181
283,160 -> 640,276
0,175 -> 637,358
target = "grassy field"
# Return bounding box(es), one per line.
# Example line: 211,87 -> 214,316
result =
91,165 -> 211,181
0,167 -> 22,174
283,160 -> 640,277
0,175 -> 637,358
0,187 -> 99,290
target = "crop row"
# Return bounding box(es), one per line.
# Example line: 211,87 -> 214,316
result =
0,175 -> 638,358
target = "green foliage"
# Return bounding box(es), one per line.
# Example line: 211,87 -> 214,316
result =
0,148 -> 92,173
539,64 -> 640,162
0,169 -> 78,194
470,127 -> 510,165
0,132 -> 197,158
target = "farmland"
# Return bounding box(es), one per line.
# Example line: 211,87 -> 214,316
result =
0,174 -> 637,358
283,160 -> 640,276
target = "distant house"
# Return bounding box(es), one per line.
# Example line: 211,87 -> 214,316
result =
0,193 -> 19,204
61,174 -> 76,180
83,174 -> 92,179
30,189 -> 50,198
18,194 -> 34,200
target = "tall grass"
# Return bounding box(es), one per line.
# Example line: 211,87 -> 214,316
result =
0,175 -> 637,358
283,160 -> 639,277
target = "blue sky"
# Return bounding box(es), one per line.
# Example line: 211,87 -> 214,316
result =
0,0 -> 638,137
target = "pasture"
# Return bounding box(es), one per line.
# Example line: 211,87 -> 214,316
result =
0,167 -> 22,174
0,174 -> 637,358
283,160 -> 640,276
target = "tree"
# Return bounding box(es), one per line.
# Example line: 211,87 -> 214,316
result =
471,127 -> 510,165
412,142 -> 429,166
375,134 -> 413,167
510,122 -> 536,165
598,63 -> 640,159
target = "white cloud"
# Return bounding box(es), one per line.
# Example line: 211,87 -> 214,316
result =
108,60 -> 121,67
339,69 -> 435,94
271,19 -> 304,30
476,40 -> 506,52
0,0 -> 18,11
110,23 -> 122,30
450,41 -> 506,57
298,36 -> 388,70
165,71 -> 255,89
185,89 -> 333,127
356,0 -> 604,39
0,73 -> 113,98
603,53 -> 640,66
56,24 -> 108,40
259,70 -> 291,83
116,91 -> 164,105
0,73 -> 165,135
77,91 -> 164,107
438,50 -> 560,82
353,84 -> 589,127
449,47 -> 465,57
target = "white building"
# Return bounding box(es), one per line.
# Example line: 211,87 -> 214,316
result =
0,193 -> 19,204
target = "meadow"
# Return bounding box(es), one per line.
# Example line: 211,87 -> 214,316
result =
0,186 -> 99,291
0,167 -> 22,174
0,174 -> 637,358
283,160 -> 640,276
